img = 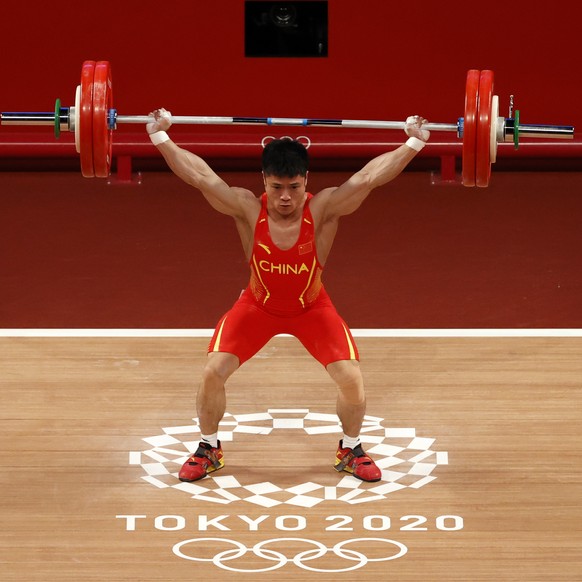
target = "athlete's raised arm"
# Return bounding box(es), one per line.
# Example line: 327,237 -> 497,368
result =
147,108 -> 258,219
313,116 -> 430,220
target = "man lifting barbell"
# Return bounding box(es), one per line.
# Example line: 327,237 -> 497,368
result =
146,108 -> 430,482
0,60 -> 575,480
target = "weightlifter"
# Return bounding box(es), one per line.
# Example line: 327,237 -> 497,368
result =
146,110 -> 430,483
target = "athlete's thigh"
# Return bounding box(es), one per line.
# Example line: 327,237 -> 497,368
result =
208,299 -> 280,365
291,304 -> 359,366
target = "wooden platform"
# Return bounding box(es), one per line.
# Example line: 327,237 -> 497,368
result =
1,335 -> 581,580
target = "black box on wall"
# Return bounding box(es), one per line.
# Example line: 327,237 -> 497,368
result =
245,1 -> 328,57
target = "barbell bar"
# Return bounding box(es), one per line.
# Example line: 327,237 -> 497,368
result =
0,61 -> 575,185
115,115 -> 460,132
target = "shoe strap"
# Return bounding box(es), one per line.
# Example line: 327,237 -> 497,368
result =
337,447 -> 375,471
205,449 -> 222,470
335,450 -> 355,472
194,447 -> 220,469
193,444 -> 222,470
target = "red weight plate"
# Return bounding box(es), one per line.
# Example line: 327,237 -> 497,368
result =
80,61 -> 96,177
462,69 -> 480,187
92,61 -> 113,178
476,70 -> 494,187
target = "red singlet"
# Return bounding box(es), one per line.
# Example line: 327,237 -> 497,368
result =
208,193 -> 359,367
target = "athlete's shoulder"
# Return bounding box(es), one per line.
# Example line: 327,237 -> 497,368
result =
309,187 -> 338,222
310,187 -> 338,204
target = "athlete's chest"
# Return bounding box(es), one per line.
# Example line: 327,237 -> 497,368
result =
253,212 -> 315,260
266,216 -> 304,251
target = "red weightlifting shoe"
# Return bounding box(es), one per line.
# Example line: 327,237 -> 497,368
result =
334,440 -> 381,482
179,441 -> 224,482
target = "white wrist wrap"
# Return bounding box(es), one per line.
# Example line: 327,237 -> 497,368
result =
150,131 -> 170,146
405,136 -> 426,152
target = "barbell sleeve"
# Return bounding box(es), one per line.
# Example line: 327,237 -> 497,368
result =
1,111 -> 67,126
503,121 -> 574,140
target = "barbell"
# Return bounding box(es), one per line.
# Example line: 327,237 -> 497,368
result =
0,60 -> 575,186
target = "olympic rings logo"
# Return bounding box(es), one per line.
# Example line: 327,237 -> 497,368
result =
173,536 -> 407,572
261,135 -> 312,148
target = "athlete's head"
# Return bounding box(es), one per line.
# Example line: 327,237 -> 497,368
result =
262,138 -> 309,178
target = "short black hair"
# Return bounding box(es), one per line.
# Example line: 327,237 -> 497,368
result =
262,138 -> 309,177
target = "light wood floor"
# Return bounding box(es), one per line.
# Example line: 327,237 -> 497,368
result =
1,336 -> 581,581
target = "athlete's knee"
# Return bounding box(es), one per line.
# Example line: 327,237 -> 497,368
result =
202,352 -> 239,386
327,359 -> 363,385
327,360 -> 365,403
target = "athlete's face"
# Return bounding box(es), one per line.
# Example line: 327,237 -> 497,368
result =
263,173 -> 308,217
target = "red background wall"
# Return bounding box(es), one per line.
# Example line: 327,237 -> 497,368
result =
1,0 -> 581,330
2,170 -> 582,329
0,0 -> 578,129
